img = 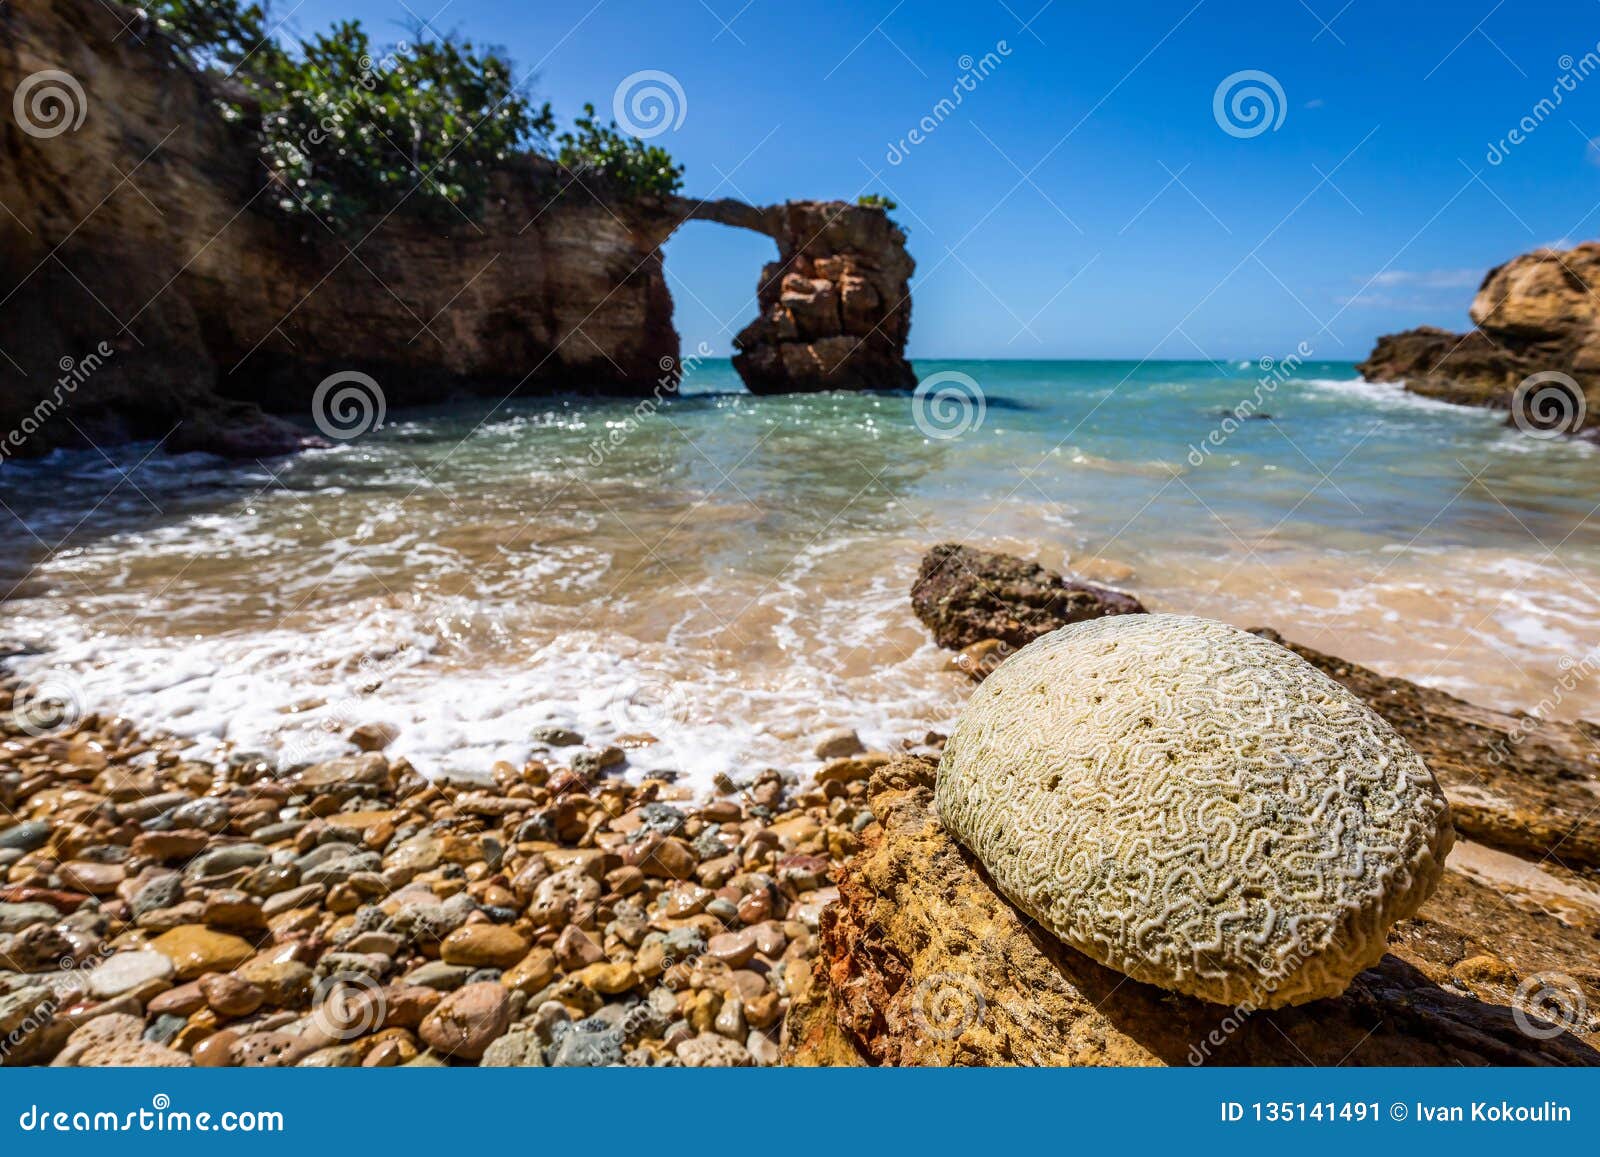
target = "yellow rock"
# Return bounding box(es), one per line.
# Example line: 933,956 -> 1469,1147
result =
148,926 -> 256,980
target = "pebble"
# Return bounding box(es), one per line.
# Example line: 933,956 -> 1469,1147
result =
675,1031 -> 753,1067
439,924 -> 529,969
147,925 -> 256,980
418,982 -> 511,1061
87,951 -> 174,999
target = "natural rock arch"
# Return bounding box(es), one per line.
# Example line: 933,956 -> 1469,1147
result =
662,197 -> 916,394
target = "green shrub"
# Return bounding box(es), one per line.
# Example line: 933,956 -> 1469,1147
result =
143,1 -> 677,229
556,104 -> 685,198
857,193 -> 898,212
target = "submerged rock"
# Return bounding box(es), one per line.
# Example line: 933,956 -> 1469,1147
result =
936,614 -> 1454,1008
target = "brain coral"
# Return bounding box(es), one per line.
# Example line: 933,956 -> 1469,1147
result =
935,614 -> 1453,1008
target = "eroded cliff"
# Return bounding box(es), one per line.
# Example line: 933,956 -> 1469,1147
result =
0,0 -> 915,459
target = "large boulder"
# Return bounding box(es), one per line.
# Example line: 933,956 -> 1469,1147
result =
911,543 -> 1144,650
1359,243 -> 1600,435
784,755 -> 1600,1066
935,614 -> 1454,1008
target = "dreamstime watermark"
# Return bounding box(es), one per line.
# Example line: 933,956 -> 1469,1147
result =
583,341 -> 712,466
1,943 -> 115,1060
612,70 -> 687,139
606,667 -> 694,735
913,370 -> 986,440
1187,934 -> 1325,1064
1512,972 -> 1590,1040
274,45 -> 409,168
1187,341 -> 1313,465
17,1096 -> 283,1134
1213,70 -> 1286,139
1,342 -> 114,464
1486,47 -> 1600,164
1510,370 -> 1586,438
312,370 -> 386,440
13,69 -> 88,139
276,645 -> 416,767
8,669 -> 89,737
886,42 -> 1012,164
1485,643 -> 1600,766
307,971 -> 388,1042
911,972 -> 988,1039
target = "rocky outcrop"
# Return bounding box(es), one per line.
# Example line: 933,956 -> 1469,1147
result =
720,201 -> 915,394
785,755 -> 1600,1066
910,543 -> 1145,650
0,0 -> 916,459
1359,243 -> 1600,434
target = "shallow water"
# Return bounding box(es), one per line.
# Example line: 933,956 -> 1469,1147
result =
3,359 -> 1597,791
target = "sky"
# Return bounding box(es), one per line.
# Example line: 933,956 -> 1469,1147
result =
287,0 -> 1600,361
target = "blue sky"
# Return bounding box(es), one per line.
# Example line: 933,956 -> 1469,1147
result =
290,0 -> 1600,360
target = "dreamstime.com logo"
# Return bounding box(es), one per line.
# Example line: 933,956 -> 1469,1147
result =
1510,370 -> 1586,438
17,1095 -> 283,1134
613,70 -> 687,139
913,370 -> 986,440
1213,70 -> 1286,139
312,370 -> 386,441
1512,972 -> 1589,1041
13,69 -> 88,139
606,668 -> 694,735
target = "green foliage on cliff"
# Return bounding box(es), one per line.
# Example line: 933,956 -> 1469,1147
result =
857,193 -> 898,212
556,105 -> 686,199
143,0 -> 681,229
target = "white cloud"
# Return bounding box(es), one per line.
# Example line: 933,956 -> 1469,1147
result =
1364,269 -> 1482,290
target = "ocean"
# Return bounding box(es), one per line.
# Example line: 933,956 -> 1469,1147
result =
2,359 -> 1596,792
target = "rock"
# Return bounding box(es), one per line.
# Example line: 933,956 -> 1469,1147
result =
553,925 -> 605,971
131,874 -> 185,919
785,754 -> 1600,1066
813,728 -> 865,759
0,901 -> 58,933
418,982 -> 511,1061
74,1039 -> 193,1067
911,543 -> 1144,651
706,929 -> 758,968
439,924 -> 529,969
500,948 -> 558,994
87,951 -> 174,999
936,614 -> 1453,1007
1359,243 -> 1600,435
200,973 -> 265,1018
574,962 -> 638,995
234,959 -> 313,1008
57,861 -> 125,896
480,1029 -> 547,1067
530,726 -> 585,747
726,200 -> 916,394
147,925 -> 257,980
349,722 -> 399,751
675,1031 -> 753,1067
548,1016 -> 623,1067
51,1013 -> 146,1067
170,797 -> 231,832
0,822 -> 51,853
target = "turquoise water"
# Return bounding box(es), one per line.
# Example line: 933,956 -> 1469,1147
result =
2,360 -> 1596,784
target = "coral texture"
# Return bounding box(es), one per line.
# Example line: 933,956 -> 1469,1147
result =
934,614 -> 1454,1008
785,756 -> 1600,1066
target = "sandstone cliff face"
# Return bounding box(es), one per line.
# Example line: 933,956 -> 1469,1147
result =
1359,243 -> 1600,434
0,0 -> 917,459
